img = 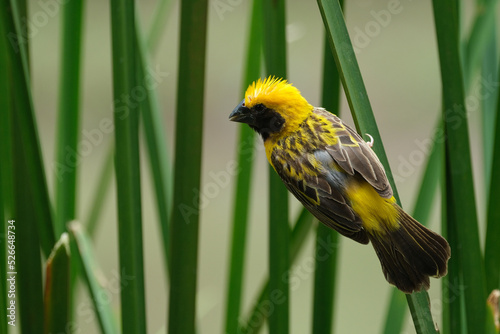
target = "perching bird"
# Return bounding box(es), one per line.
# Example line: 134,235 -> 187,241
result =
229,77 -> 450,293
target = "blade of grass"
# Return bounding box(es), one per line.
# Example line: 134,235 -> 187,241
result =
167,0 -> 208,333
84,145 -> 114,237
135,17 -> 172,276
68,222 -> 119,334
463,0 -> 499,85
54,1 -> 85,322
432,1 -> 487,333
146,0 -> 173,55
262,0 -> 289,333
441,179 -> 464,334
0,14 -> 13,334
43,234 -> 70,334
480,27 -> 498,188
0,6 -> 14,219
0,193 -> 5,333
312,31 -> 342,334
54,0 -> 84,236
224,0 -> 262,333
0,206 -> 5,334
485,63 -> 500,293
109,0 -> 147,332
0,185 -> 6,334
317,1 -> 439,332
12,114 -> 44,334
4,3 -> 45,332
239,208 -> 314,334
84,2 -> 171,240
1,0 -> 55,258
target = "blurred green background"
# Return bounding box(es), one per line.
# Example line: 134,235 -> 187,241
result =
23,0 -> 497,332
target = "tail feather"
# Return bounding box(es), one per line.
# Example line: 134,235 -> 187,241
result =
368,205 -> 451,294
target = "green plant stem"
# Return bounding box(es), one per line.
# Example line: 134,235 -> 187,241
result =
432,0 -> 486,333
146,0 -> 173,55
54,0 -> 84,236
312,31 -> 342,334
262,0 -> 289,333
12,116 -> 44,334
135,16 -> 173,277
480,28 -> 498,188
3,3 -> 46,333
0,12 -> 12,334
43,234 -> 70,334
239,208 -> 314,334
224,0 -> 262,332
68,222 -> 118,334
1,0 -> 55,258
110,0 -> 147,332
464,0 -> 499,84
167,0 -> 208,333
485,62 -> 500,293
85,145 -> 114,236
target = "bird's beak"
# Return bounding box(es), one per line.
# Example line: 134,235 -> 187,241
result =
229,99 -> 254,124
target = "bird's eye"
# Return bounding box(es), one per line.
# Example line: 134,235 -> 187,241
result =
254,103 -> 266,113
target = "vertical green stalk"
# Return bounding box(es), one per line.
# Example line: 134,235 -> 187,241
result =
262,0 -> 289,333
480,29 -> 498,188
43,234 -> 70,334
135,17 -> 172,276
432,1 -> 486,333
463,0 -> 498,85
68,222 -> 118,334
485,64 -> 500,293
3,1 -> 47,332
146,0 -> 173,55
110,0 -> 146,332
84,145 -> 114,236
239,208 -> 314,334
311,32 -> 342,334
0,175 -> 6,334
12,115 -> 44,334
441,191 -> 462,334
167,0 -> 208,333
1,0 -> 55,258
0,10 -> 12,334
224,0 -> 262,333
54,0 -> 84,236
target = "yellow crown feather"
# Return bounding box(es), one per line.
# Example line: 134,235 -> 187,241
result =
244,76 -> 311,112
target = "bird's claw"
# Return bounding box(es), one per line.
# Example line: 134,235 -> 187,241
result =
365,133 -> 374,148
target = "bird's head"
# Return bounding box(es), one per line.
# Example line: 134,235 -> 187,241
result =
229,77 -> 313,140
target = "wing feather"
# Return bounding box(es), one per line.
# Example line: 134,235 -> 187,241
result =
272,151 -> 369,244
316,108 -> 392,198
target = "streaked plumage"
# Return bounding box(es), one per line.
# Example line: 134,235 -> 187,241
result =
229,77 -> 450,293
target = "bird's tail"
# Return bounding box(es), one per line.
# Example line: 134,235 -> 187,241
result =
368,204 -> 451,293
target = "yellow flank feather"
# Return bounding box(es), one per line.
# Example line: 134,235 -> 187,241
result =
346,180 -> 399,234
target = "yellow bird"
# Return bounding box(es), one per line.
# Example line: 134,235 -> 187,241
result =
229,77 -> 450,293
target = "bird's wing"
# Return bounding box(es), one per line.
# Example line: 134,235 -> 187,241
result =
271,150 -> 369,244
315,108 -> 393,198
